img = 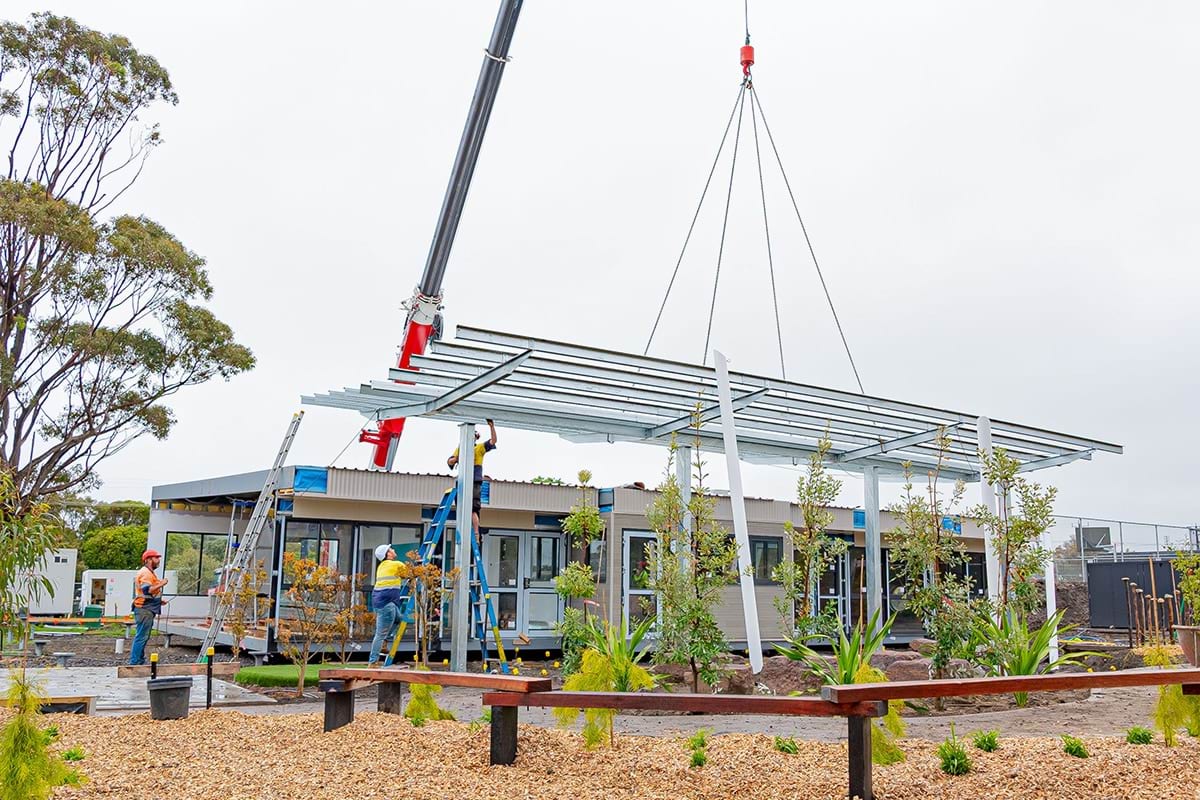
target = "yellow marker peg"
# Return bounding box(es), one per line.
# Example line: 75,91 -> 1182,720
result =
149,653 -> 158,663
443,658 -> 449,666
544,651 -> 551,658
516,657 -> 523,664
553,661 -> 560,669
540,669 -> 548,677
511,668 -> 519,675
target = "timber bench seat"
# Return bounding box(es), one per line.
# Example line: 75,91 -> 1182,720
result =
482,690 -> 885,770
821,666 -> 1200,800
317,667 -> 551,732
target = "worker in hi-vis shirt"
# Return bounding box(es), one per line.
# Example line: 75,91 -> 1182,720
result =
447,419 -> 497,542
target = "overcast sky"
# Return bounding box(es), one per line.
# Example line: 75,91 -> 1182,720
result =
13,2 -> 1198,534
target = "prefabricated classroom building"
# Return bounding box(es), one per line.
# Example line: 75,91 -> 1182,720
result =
150,465 -> 987,656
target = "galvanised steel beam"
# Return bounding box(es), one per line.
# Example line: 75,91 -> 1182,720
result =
837,425 -> 960,462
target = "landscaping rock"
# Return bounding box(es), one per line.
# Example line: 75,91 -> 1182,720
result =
885,656 -> 932,682
908,637 -> 936,657
869,648 -> 922,671
755,654 -> 825,696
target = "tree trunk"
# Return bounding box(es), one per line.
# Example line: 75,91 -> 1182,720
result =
690,658 -> 700,694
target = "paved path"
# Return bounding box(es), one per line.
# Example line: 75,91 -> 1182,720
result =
0,667 -> 273,711
199,684 -> 1160,741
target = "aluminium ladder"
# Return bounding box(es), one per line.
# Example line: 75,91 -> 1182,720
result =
382,485 -> 510,672
195,411 -> 304,661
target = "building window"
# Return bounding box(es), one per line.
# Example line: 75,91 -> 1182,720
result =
165,532 -> 228,596
282,520 -> 354,585
749,537 -> 783,583
586,540 -> 607,582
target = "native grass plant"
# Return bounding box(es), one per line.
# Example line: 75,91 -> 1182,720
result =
773,735 -> 800,754
554,616 -> 655,747
1061,734 -> 1088,758
687,728 -> 710,768
968,448 -> 1055,618
645,432 -> 739,693
277,553 -> 340,695
0,470 -> 59,646
777,610 -> 906,764
771,436 -> 849,636
1142,643 -> 1200,746
404,669 -> 456,722
887,433 -> 987,688
0,670 -> 82,800
1126,726 -> 1154,745
971,729 -> 999,752
214,559 -> 272,661
971,608 -> 1100,707
937,724 -> 971,775
554,561 -> 597,676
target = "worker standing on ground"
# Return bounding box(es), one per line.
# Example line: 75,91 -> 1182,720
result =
367,544 -> 406,666
130,549 -> 168,666
447,419 -> 497,541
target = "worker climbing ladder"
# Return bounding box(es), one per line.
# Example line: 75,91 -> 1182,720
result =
196,411 -> 304,661
383,485 -> 510,673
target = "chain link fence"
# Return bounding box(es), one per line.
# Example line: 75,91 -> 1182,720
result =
1046,515 -> 1200,583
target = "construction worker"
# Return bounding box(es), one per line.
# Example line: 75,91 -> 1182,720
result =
367,544 -> 406,666
130,549 -> 169,666
446,419 -> 496,540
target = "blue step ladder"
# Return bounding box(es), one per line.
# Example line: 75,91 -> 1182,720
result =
382,485 -> 510,673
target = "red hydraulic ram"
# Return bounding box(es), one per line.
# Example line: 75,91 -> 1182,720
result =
360,0 -> 525,470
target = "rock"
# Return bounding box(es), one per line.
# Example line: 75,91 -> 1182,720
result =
908,638 -> 937,657
756,654 -> 826,696
869,649 -> 923,671
717,664 -> 755,695
945,658 -> 980,679
885,657 -> 932,683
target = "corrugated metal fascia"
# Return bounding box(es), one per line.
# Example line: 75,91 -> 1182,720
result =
325,469 -> 452,504
488,481 -> 586,513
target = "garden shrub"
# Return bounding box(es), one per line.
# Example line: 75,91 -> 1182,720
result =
1125,727 -> 1153,745
971,730 -> 999,752
1061,734 -> 1088,758
937,725 -> 971,775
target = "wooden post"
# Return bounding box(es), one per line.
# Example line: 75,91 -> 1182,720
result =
1122,578 -> 1133,647
847,716 -> 873,800
378,682 -> 405,715
321,682 -> 355,732
490,705 -> 519,765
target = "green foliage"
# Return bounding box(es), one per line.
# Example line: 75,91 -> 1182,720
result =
937,724 -> 971,775
61,746 -> 84,762
771,437 -> 848,633
554,616 -> 655,747
556,606 -> 588,676
687,728 -> 710,751
646,433 -> 739,692
971,730 -> 999,752
409,714 -> 426,728
555,562 -> 596,601
1174,550 -> 1200,620
530,476 -> 565,485
689,748 -> 707,768
1125,726 -> 1153,745
404,676 -> 455,722
78,524 -> 147,570
773,736 -> 799,755
561,470 -> 603,549
0,670 -> 78,800
40,727 -> 57,745
778,612 -> 906,764
1061,734 -> 1088,758
970,608 -> 1100,706
0,13 -> 253,509
1141,643 -> 1200,746
887,435 -> 985,677
967,448 -> 1055,617
0,471 -> 58,644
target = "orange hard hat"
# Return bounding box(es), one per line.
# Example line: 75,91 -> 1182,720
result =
141,549 -> 162,562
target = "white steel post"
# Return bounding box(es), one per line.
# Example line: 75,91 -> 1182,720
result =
676,444 -> 692,571
451,422 -> 475,672
976,416 -> 1002,607
863,465 -> 883,621
714,351 -> 763,673
1044,549 -> 1059,662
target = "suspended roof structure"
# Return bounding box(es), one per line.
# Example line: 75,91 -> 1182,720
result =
303,325 -> 1122,481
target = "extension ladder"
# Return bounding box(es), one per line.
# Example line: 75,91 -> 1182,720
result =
195,411 -> 304,660
382,485 -> 510,673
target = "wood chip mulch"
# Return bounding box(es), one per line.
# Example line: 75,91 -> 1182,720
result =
38,710 -> 1200,800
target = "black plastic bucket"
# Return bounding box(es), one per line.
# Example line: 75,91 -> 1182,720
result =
147,676 -> 193,720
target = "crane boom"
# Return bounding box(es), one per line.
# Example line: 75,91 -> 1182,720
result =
361,0 -> 525,470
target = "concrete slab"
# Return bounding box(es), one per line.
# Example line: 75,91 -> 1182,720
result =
0,667 -> 275,711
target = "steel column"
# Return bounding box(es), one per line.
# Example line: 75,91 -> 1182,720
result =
451,423 -> 475,672
714,351 -> 762,673
977,416 -> 1002,606
863,466 -> 882,621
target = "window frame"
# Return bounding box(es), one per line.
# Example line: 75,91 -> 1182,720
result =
164,531 -> 228,596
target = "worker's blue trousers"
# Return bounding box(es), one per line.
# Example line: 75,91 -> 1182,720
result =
130,608 -> 156,665
368,602 -> 400,664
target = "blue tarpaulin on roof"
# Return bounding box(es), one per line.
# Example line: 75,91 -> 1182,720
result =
293,466 -> 328,494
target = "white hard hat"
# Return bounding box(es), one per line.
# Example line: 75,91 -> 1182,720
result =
374,544 -> 392,562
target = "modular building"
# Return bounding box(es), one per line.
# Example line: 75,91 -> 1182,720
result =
80,569 -> 179,617
149,465 -> 988,656
23,548 -> 78,616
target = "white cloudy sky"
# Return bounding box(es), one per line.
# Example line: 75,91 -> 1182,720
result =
12,1 -> 1198,530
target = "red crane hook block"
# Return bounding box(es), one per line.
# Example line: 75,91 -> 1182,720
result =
741,44 -> 755,76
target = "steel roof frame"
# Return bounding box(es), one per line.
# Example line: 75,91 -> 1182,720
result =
303,325 -> 1121,481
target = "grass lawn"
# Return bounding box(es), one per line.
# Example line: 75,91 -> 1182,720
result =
235,663 -> 368,688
